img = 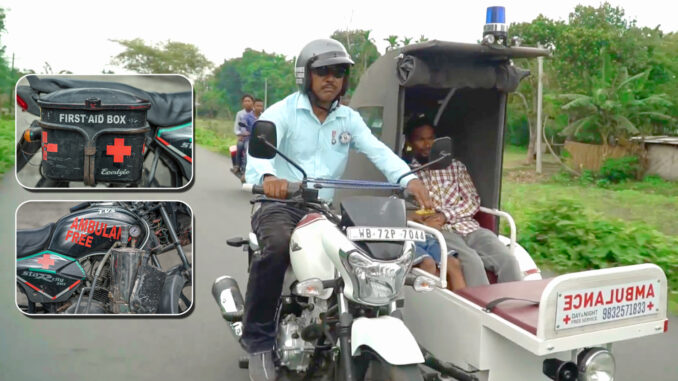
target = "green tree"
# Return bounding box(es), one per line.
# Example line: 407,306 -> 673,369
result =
557,53 -> 673,145
212,49 -> 295,115
330,29 -> 380,93
400,36 -> 413,46
110,39 -> 213,79
509,15 -> 565,160
384,35 -> 399,52
195,76 -> 228,119
507,2 -> 678,162
0,7 -> 23,114
416,35 -> 429,44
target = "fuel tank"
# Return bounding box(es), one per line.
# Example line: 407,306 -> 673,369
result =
47,205 -> 149,259
290,213 -> 371,301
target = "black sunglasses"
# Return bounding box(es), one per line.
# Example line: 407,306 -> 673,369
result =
311,65 -> 349,78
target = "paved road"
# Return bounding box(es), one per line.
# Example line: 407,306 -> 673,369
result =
0,145 -> 675,381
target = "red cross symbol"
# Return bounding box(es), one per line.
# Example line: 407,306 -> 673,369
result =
36,254 -> 55,269
563,314 -> 571,325
647,302 -> 654,311
41,131 -> 58,160
106,138 -> 131,163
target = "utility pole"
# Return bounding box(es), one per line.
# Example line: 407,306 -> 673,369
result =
536,45 -> 543,174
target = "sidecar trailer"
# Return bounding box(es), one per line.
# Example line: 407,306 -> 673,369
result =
347,41 -> 669,380
344,40 -> 547,230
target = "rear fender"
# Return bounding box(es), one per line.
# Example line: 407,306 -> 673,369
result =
351,316 -> 424,365
497,235 -> 541,280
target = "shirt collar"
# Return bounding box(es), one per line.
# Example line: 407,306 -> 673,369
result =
410,157 -> 455,170
296,92 -> 348,119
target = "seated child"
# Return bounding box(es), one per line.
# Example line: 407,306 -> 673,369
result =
413,231 -> 466,291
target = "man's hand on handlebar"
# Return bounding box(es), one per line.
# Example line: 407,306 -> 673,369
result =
263,175 -> 288,199
406,179 -> 433,210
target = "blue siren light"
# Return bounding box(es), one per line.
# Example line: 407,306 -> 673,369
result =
486,6 -> 506,24
483,6 -> 508,46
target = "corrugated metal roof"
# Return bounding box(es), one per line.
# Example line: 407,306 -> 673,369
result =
630,136 -> 678,145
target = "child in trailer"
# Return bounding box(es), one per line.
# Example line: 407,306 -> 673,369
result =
412,209 -> 467,291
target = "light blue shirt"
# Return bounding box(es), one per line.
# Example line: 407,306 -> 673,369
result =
246,92 -> 417,201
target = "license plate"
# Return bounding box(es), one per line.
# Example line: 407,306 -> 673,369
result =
554,280 -> 660,331
346,227 -> 426,242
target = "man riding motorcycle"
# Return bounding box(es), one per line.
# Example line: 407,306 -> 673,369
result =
243,38 -> 433,380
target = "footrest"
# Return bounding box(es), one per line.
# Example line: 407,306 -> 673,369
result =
227,237 -> 248,247
239,356 -> 249,369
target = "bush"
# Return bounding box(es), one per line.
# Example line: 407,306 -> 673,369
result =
506,113 -> 530,147
194,126 -> 234,155
0,118 -> 14,175
599,156 -> 640,183
518,199 -> 678,294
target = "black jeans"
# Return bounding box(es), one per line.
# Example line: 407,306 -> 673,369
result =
241,202 -> 308,353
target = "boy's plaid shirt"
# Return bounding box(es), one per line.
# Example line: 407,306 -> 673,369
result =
410,158 -> 480,236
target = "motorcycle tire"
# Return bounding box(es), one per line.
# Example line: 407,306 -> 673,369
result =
339,352 -> 424,381
364,362 -> 424,381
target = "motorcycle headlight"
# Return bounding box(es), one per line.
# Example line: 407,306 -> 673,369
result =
577,348 -> 615,381
343,242 -> 413,306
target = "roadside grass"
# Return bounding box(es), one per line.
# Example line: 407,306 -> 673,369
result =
195,118 -> 237,155
501,146 -> 678,313
503,144 -> 529,168
502,182 -> 678,237
0,118 -> 14,175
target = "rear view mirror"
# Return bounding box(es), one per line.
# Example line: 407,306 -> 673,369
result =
428,137 -> 453,170
249,120 -> 277,159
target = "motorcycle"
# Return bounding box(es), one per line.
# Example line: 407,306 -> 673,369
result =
16,201 -> 192,314
15,75 -> 193,188
212,121 -> 451,380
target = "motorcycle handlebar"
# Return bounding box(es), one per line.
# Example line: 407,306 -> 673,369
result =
241,183 -> 302,199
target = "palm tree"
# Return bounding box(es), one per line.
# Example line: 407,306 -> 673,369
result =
384,35 -> 399,52
558,54 -> 673,146
416,35 -> 429,43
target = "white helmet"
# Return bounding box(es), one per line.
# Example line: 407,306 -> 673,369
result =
294,39 -> 355,96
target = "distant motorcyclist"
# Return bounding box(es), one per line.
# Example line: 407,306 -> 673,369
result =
243,38 -> 432,380
232,94 -> 255,177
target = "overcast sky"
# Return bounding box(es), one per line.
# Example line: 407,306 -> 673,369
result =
3,0 -> 677,75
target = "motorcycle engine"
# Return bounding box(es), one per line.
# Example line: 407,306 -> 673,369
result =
277,298 -> 327,372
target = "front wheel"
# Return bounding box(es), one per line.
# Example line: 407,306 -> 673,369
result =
365,362 -> 423,381
335,352 -> 423,381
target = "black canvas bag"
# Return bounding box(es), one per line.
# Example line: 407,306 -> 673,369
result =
37,88 -> 151,185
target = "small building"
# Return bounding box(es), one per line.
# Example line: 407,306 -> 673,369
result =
631,136 -> 678,181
